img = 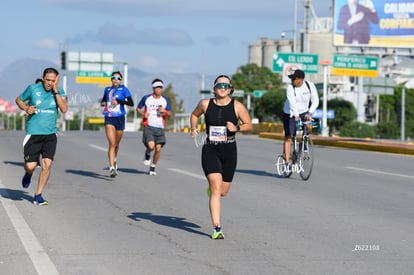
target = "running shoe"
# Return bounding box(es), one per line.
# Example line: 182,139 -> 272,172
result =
144,150 -> 151,166
109,167 -> 117,178
206,185 -> 211,197
33,194 -> 48,206
211,228 -> 224,240
148,166 -> 156,176
22,172 -> 32,189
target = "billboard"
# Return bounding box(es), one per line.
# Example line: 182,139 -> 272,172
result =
333,0 -> 414,48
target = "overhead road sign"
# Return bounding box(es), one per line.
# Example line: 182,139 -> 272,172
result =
67,52 -> 114,73
332,55 -> 378,78
273,53 -> 319,74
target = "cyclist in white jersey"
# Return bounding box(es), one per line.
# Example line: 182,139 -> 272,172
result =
282,69 -> 319,164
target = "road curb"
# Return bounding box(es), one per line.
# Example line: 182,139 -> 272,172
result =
259,132 -> 414,156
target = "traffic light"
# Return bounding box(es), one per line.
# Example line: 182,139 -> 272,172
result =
60,51 -> 66,70
364,95 -> 375,121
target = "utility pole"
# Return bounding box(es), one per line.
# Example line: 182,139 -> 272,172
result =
293,0 -> 297,53
304,0 -> 311,53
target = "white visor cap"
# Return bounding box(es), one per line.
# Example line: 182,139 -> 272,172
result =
152,81 -> 164,88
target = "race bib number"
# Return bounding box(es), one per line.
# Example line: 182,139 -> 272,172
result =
209,126 -> 227,142
107,102 -> 121,113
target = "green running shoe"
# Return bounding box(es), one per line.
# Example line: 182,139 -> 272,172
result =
211,228 -> 224,240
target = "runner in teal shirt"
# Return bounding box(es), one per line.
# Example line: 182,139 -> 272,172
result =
15,67 -> 68,206
19,82 -> 66,134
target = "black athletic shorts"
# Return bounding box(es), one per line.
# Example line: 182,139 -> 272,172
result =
23,134 -> 57,163
282,112 -> 308,138
201,142 -> 237,182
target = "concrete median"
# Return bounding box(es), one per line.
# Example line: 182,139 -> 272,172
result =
259,132 -> 414,156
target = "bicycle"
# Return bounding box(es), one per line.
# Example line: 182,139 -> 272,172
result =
276,120 -> 319,180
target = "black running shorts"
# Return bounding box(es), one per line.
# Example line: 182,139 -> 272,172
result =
23,134 -> 57,163
201,142 -> 237,182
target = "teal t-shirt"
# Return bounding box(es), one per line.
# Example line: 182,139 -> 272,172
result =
20,83 -> 65,135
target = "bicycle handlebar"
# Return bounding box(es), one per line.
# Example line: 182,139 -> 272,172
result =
296,120 -> 320,128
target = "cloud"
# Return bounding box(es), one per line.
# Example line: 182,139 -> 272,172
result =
33,39 -> 60,50
137,56 -> 161,68
205,35 -> 229,46
65,22 -> 193,46
41,0 -> 288,18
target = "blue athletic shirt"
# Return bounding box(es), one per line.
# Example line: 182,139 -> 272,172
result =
19,83 -> 66,135
102,85 -> 132,117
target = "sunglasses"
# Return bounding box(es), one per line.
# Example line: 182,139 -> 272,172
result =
111,76 -> 122,81
214,83 -> 231,90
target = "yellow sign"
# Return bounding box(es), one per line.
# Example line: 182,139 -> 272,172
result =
331,68 -> 378,78
76,76 -> 111,85
88,117 -> 105,124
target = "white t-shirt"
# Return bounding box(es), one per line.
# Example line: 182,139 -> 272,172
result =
283,80 -> 319,117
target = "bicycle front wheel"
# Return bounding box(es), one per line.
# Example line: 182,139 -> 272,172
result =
298,136 -> 314,181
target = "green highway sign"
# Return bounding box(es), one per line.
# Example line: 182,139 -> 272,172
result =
76,71 -> 112,84
76,71 -> 111,77
272,53 -> 319,74
253,90 -> 266,98
332,55 -> 378,77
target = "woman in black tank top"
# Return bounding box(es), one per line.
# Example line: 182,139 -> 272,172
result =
190,75 -> 252,239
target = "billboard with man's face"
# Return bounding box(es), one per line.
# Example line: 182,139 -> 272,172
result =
333,0 -> 414,47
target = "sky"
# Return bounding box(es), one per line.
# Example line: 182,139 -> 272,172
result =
2,0 -> 332,76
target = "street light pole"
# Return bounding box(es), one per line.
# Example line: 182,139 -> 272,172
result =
293,0 -> 297,53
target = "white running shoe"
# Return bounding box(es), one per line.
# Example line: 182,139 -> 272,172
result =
148,166 -> 156,176
109,167 -> 117,178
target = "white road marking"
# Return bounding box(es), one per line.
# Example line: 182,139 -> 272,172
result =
168,168 -> 205,180
0,181 -> 59,275
345,166 -> 414,180
89,144 -> 107,152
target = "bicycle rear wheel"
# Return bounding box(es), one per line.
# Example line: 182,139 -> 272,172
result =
298,136 -> 314,180
276,154 -> 292,178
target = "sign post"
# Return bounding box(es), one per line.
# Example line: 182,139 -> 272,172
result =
320,59 -> 330,137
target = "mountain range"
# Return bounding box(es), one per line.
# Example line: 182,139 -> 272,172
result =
0,59 -> 219,113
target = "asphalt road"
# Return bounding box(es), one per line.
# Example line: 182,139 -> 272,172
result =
1,131 -> 414,275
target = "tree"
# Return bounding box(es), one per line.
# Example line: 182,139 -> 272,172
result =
163,83 -> 184,127
377,86 -> 414,139
255,89 -> 286,122
232,64 -> 283,121
327,98 -> 356,134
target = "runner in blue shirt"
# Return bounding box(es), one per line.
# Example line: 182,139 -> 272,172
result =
100,71 -> 134,178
